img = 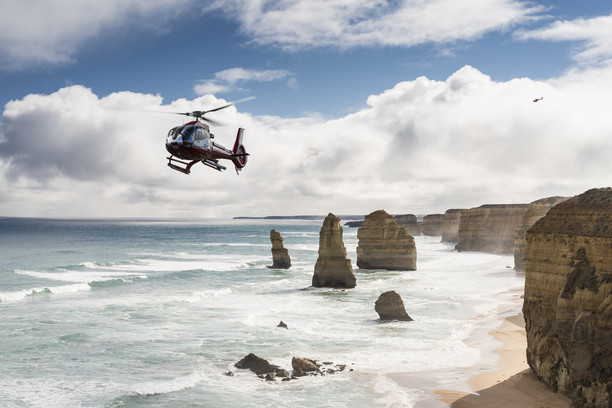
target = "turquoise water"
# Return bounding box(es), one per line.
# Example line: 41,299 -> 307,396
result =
0,218 -> 524,407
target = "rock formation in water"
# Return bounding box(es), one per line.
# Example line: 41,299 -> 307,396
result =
421,214 -> 444,236
394,214 -> 420,236
523,188 -> 612,407
441,209 -> 464,243
235,353 -> 282,375
312,213 -> 356,288
357,210 -> 417,271
455,204 -> 529,254
291,357 -> 319,376
513,196 -> 569,272
233,353 -> 347,381
268,229 -> 291,269
375,291 -> 413,321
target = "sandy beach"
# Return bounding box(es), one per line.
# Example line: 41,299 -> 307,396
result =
390,292 -> 573,408
437,309 -> 572,408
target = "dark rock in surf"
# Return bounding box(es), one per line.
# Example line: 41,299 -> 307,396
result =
234,353 -> 280,375
277,320 -> 288,329
291,357 -> 319,377
375,291 -> 413,321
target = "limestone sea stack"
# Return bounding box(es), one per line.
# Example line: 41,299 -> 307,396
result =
312,213 -> 356,288
375,291 -> 413,321
441,209 -> 463,243
268,229 -> 291,269
394,214 -> 420,236
455,204 -> 529,254
512,196 -> 568,272
523,188 -> 612,407
421,214 -> 444,236
357,210 -> 416,270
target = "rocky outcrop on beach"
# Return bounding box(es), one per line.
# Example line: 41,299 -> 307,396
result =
523,188 -> 612,407
394,214 -> 420,236
421,214 -> 444,236
268,229 -> 291,269
357,210 -> 417,271
312,213 -> 356,288
513,196 -> 568,272
375,291 -> 413,321
455,204 -> 529,254
441,209 -> 463,243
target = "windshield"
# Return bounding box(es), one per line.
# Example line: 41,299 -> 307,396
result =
181,126 -> 196,143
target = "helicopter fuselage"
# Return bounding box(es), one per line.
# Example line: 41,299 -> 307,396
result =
166,121 -> 231,160
165,121 -> 247,174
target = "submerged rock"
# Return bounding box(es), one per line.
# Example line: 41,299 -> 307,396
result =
523,188 -> 612,407
357,210 -> 416,271
312,213 -> 356,288
375,291 -> 413,321
268,229 -> 291,269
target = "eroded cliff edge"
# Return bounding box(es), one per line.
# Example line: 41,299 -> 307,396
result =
456,204 -> 529,254
523,188 -> 612,407
513,196 -> 568,272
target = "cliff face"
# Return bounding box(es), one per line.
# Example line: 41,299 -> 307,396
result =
523,188 -> 612,407
312,213 -> 356,288
421,214 -> 444,236
455,204 -> 529,254
513,197 -> 568,272
357,210 -> 416,271
394,214 -> 420,236
441,209 -> 464,243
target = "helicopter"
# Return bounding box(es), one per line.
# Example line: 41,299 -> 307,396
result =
165,98 -> 252,174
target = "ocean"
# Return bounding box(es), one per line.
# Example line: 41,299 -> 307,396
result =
0,218 -> 524,407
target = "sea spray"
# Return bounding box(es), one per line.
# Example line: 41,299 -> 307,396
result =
0,218 -> 523,407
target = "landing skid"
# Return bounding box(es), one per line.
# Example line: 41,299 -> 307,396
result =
167,156 -> 198,174
167,156 -> 226,174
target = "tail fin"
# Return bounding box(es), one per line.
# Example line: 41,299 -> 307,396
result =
231,128 -> 248,172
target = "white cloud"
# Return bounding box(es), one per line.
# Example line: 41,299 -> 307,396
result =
2,65 -> 612,218
516,14 -> 612,65
0,0 -> 194,71
194,67 -> 294,96
204,0 -> 544,50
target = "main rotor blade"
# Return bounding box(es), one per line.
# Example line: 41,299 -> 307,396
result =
202,96 -> 255,115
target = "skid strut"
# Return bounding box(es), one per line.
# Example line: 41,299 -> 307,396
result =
167,156 -> 198,174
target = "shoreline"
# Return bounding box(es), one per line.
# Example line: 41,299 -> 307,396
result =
390,290 -> 572,408
442,308 -> 571,408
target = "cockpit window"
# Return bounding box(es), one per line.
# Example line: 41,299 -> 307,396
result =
181,125 -> 196,142
168,126 -> 183,140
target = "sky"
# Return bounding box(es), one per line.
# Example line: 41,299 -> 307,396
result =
1,0 -> 612,219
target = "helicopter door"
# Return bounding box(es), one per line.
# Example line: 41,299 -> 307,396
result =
195,128 -> 211,151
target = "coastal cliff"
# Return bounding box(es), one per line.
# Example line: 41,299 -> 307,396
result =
357,210 -> 416,270
394,214 -> 420,236
513,196 -> 568,272
523,188 -> 612,407
312,213 -> 356,288
441,209 -> 463,243
455,204 -> 529,254
421,214 -> 444,236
